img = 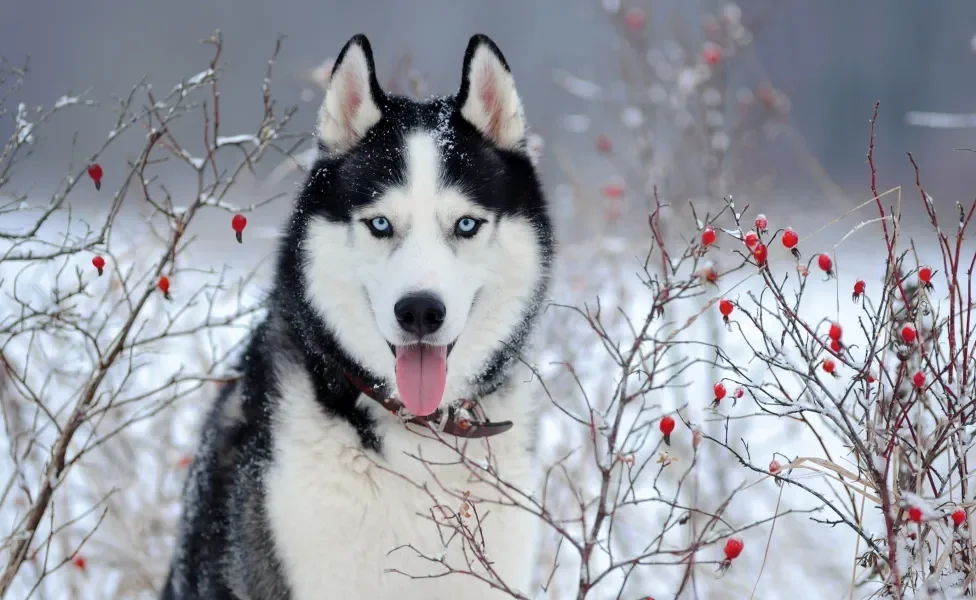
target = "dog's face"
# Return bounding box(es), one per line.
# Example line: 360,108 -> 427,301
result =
295,34 -> 551,416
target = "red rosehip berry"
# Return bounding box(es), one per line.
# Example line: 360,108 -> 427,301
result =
902,325 -> 917,345
700,265 -> 719,285
908,506 -> 923,523
659,415 -> 676,445
744,230 -> 759,249
624,7 -> 646,31
912,371 -> 925,389
734,387 -> 744,399
769,459 -> 782,474
755,214 -> 768,234
158,275 -> 171,300
711,382 -> 727,408
92,255 -> 106,276
719,298 -> 734,325
72,555 -> 86,571
822,359 -> 836,375
817,253 -> 834,278
853,279 -> 866,303
703,45 -> 721,66
602,183 -> 625,199
952,509 -> 967,527
781,227 -> 799,249
752,242 -> 768,266
830,338 -> 842,353
701,226 -> 717,247
232,213 -> 247,244
87,163 -> 103,191
595,134 -> 612,153
919,266 -> 934,290
782,227 -> 801,259
828,322 -> 842,341
723,537 -> 744,560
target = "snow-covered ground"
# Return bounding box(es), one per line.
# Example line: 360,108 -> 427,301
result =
0,174 -> 967,599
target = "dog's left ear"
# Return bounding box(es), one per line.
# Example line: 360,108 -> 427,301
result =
317,34 -> 384,153
456,34 -> 526,150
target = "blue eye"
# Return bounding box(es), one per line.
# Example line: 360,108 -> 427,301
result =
455,217 -> 483,238
364,216 -> 393,238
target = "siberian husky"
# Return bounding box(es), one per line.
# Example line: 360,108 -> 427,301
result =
162,32 -> 554,600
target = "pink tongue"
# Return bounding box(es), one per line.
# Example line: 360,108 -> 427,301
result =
394,345 -> 448,417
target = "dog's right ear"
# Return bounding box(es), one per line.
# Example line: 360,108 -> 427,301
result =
317,34 -> 384,153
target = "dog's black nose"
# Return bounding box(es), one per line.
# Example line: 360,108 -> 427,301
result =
394,293 -> 446,337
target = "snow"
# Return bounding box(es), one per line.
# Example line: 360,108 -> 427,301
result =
0,190 -> 969,599
216,134 -> 260,147
14,103 -> 34,144
53,95 -> 80,109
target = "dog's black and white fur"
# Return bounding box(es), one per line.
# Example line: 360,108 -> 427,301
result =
161,33 -> 553,599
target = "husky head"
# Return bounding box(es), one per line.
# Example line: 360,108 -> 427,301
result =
279,33 -> 551,418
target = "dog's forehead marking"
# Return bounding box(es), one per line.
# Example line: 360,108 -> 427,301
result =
381,130 -> 475,226
403,132 -> 441,201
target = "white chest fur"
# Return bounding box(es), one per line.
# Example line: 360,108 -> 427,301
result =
264,367 -> 540,600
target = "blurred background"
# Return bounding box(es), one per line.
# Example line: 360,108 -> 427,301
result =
4,0 -> 976,213
2,1 -> 975,598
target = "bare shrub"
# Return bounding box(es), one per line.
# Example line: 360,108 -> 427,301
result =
0,32 -> 306,598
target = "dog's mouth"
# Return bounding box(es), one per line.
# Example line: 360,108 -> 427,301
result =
386,341 -> 456,357
386,341 -> 456,417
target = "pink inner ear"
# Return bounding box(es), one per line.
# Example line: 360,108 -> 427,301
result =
477,64 -> 503,140
340,71 -> 364,130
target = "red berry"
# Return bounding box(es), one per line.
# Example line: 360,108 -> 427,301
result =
92,255 -> 106,276
723,537 -> 744,560
919,266 -> 934,289
752,243 -> 768,266
659,415 -> 675,445
865,373 -> 876,384
754,214 -> 768,234
902,325 -> 917,344
72,555 -> 86,571
744,231 -> 759,249
624,8 -> 646,31
853,279 -> 866,302
817,253 -> 833,272
908,506 -> 923,523
701,226 -> 717,247
769,460 -> 781,474
734,388 -> 744,399
828,322 -> 842,341
703,45 -> 721,66
232,213 -> 247,244
659,416 -> 675,435
830,339 -> 842,353
602,183 -> 625,199
713,382 -> 727,401
595,134 -> 612,153
158,275 -> 171,300
781,227 -> 799,249
952,509 -> 967,527
912,371 -> 925,389
719,298 -> 734,317
822,359 -> 836,375
87,163 -> 103,190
